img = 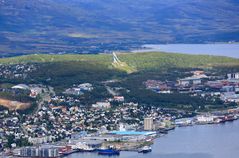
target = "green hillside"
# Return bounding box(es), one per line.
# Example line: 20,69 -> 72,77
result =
1,52 -> 238,110
119,52 -> 239,70
0,52 -> 239,72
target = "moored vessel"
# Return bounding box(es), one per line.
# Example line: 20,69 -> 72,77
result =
97,148 -> 120,156
75,142 -> 96,152
138,146 -> 152,153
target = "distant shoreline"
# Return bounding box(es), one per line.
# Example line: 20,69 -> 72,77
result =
131,43 -> 239,59
1,43 -> 239,59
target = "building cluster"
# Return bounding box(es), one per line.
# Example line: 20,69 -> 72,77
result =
145,71 -> 239,103
11,84 -> 48,98
16,146 -> 59,157
63,83 -> 93,96
174,108 -> 239,126
144,80 -> 173,94
0,64 -> 37,79
0,89 -> 188,155
1,66 -> 239,157
10,129 -> 157,157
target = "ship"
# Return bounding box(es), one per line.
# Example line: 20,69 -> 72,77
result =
138,146 -> 152,153
225,114 -> 237,122
76,142 -> 95,152
219,115 -> 237,123
59,146 -> 77,156
97,148 -> 120,156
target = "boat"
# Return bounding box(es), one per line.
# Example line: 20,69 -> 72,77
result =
97,148 -> 120,155
78,146 -> 95,152
218,116 -> 227,123
76,143 -> 95,152
138,146 -> 152,153
225,115 -> 237,122
218,115 -> 237,123
60,149 -> 77,156
59,146 -> 77,156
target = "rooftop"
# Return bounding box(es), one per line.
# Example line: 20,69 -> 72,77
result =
108,131 -> 156,136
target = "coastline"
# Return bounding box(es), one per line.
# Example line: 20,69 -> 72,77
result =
131,43 -> 239,59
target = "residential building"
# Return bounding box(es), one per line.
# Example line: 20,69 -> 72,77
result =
144,117 -> 154,131
92,102 -> 111,109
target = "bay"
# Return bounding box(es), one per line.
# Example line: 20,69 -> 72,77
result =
132,44 -> 239,59
67,120 -> 239,158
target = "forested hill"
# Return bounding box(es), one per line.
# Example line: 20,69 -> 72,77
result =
0,52 -> 239,72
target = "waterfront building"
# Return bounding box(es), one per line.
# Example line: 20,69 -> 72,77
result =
108,131 -> 156,136
196,115 -> 214,124
175,118 -> 194,126
144,117 -> 154,131
19,147 -> 59,157
227,73 -> 239,80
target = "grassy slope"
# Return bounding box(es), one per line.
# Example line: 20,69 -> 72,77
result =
119,52 -> 239,70
0,52 -> 239,72
0,54 -> 111,65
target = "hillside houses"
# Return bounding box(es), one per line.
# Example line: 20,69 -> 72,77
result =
11,84 -> 48,98
178,71 -> 208,86
144,71 -> 239,103
0,64 -> 37,79
144,80 -> 173,94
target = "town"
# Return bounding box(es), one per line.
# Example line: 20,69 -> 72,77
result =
0,61 -> 239,157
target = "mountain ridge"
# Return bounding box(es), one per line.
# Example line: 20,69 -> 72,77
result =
0,0 -> 239,55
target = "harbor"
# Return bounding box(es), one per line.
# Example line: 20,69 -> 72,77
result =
67,119 -> 239,158
4,107 -> 239,158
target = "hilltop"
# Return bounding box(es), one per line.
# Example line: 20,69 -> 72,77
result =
0,52 -> 239,72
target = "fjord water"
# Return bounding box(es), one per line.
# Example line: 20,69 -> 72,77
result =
67,120 -> 239,158
133,44 -> 239,58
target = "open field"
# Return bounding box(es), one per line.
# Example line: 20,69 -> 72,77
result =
0,98 -> 31,111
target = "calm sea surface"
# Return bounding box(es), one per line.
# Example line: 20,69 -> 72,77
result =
67,120 -> 239,158
132,44 -> 239,59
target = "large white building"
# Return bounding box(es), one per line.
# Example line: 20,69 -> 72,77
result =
92,102 -> 111,109
28,136 -> 54,145
12,84 -> 30,90
178,77 -> 202,86
196,115 -> 214,124
144,117 -> 154,131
